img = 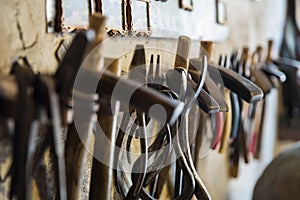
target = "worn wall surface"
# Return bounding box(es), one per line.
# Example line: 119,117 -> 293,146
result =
213,0 -> 286,58
0,0 -> 286,200
0,0 -> 62,74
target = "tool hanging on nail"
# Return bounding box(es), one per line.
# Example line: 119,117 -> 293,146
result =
1,15 -> 284,199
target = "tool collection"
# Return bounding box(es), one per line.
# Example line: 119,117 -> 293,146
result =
0,14 -> 288,200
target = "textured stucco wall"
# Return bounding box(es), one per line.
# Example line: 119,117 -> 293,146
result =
213,0 -> 286,58
0,0 -> 61,74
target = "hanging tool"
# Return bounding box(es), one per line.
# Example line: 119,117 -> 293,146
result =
55,28 -> 96,199
9,58 -> 35,200
89,58 -> 121,200
189,57 -> 263,103
252,40 -> 284,159
219,55 -> 233,153
170,36 -> 211,200
113,44 -> 147,198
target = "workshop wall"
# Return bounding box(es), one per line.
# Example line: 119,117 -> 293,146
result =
0,0 -> 286,199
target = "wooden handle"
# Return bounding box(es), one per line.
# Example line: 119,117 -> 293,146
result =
128,44 -> 146,83
266,40 -> 273,63
254,101 -> 266,159
174,36 -> 191,70
242,47 -> 249,61
99,58 -> 121,115
88,13 -> 106,47
219,90 -> 232,153
129,44 -> 146,70
251,52 -> 256,67
81,13 -> 106,72
256,45 -> 263,62
242,47 -> 249,75
201,41 -> 213,61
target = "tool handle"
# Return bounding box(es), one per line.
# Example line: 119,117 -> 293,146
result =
75,69 -> 184,125
174,36 -> 191,70
201,41 -> 213,62
188,69 -> 228,112
266,40 -> 273,63
190,58 -> 264,103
